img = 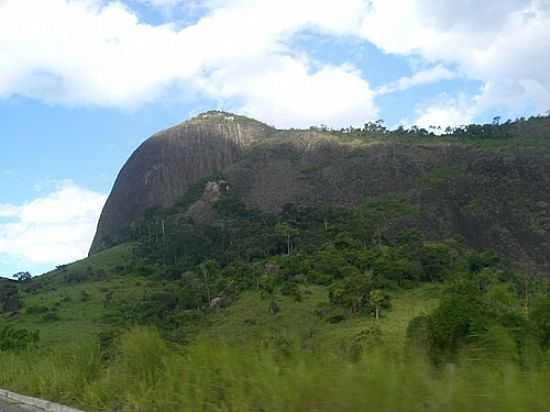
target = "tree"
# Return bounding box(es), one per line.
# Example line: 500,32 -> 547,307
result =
420,243 -> 452,282
199,260 -> 219,305
369,289 -> 385,320
351,194 -> 418,247
12,271 -> 32,282
275,223 -> 299,256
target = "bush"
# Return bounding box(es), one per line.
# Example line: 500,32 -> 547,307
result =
530,301 -> 550,349
0,325 -> 39,352
280,282 -> 302,301
41,312 -> 60,323
0,283 -> 22,313
26,305 -> 49,314
407,315 -> 431,353
80,290 -> 91,302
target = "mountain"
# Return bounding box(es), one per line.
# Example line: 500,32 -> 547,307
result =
3,113 -> 550,412
90,112 -> 274,253
91,111 -> 550,272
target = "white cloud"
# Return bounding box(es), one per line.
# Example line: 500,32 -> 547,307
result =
413,99 -> 476,131
2,0 -> 548,126
136,0 -> 184,7
0,0 -> 377,127
199,56 -> 378,128
0,182 -> 106,265
361,0 -> 550,119
0,204 -> 19,218
134,0 -> 213,8
377,65 -> 456,95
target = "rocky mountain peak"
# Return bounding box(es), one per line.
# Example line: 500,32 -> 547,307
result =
89,112 -> 273,254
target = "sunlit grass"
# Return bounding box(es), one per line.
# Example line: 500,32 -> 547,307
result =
1,327 -> 549,412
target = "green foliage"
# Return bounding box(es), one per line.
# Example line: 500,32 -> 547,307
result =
331,112 -> 550,146
468,250 -> 499,273
2,327 -> 550,411
0,282 -> 23,313
40,312 -> 60,323
530,301 -> 550,349
274,222 -> 300,255
346,194 -> 418,246
4,140 -> 550,409
418,166 -> 465,189
174,173 -> 224,211
80,290 -> 91,302
406,268 -> 545,364
0,325 -> 39,352
25,305 -> 50,315
420,243 -> 453,281
12,271 -> 32,282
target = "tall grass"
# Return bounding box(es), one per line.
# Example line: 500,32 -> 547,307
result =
1,327 -> 549,411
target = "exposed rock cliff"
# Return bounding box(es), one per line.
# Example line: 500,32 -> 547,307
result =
91,111 -> 550,271
90,111 -> 274,253
225,140 -> 550,271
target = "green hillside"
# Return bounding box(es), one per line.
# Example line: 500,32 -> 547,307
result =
3,220 -> 550,411
2,115 -> 550,411
1,242 -> 440,349
2,247 -> 550,412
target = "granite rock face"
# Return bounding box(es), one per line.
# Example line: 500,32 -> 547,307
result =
90,112 -> 274,253
225,140 -> 550,271
90,111 -> 550,272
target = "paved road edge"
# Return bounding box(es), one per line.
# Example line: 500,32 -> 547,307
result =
0,389 -> 84,412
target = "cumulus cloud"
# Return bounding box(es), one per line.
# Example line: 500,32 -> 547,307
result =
413,99 -> 476,130
1,0 -> 548,126
0,0 -> 377,127
361,0 -> 550,120
0,182 -> 106,264
136,0 -> 185,7
377,65 -> 456,95
198,56 -> 378,128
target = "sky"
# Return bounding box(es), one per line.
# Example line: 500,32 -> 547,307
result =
1,0 -> 550,277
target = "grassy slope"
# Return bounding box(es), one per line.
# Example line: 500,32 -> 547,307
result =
199,285 -> 440,351
2,243 -> 440,351
2,244 -> 146,345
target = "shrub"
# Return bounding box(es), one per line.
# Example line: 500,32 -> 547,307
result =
0,325 -> 39,352
80,290 -> 91,302
26,305 -> 49,314
41,312 -> 60,323
530,301 -> 550,349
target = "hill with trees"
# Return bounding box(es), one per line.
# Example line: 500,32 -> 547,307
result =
1,112 -> 550,411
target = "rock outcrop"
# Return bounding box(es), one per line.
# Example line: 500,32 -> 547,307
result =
225,140 -> 550,271
90,111 -> 550,272
90,111 -> 274,253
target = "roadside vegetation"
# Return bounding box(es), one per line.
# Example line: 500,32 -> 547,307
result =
1,327 -> 550,412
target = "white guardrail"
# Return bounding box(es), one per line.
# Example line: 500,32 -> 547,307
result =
0,389 -> 84,412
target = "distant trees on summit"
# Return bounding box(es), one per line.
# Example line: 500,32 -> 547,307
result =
12,271 -> 32,282
314,112 -> 550,141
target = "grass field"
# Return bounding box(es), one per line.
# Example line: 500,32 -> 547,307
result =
1,327 -> 549,412
199,284 -> 440,352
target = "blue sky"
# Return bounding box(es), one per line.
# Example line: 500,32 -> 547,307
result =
1,0 -> 549,277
